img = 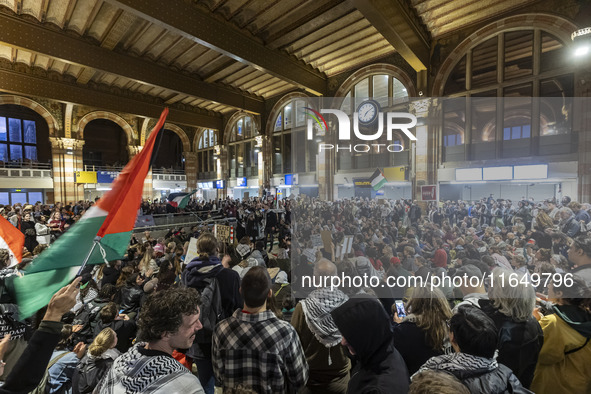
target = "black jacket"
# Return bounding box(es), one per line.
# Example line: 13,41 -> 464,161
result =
100,267 -> 120,287
94,319 -> 137,353
182,256 -> 242,358
393,320 -> 445,375
71,352 -> 117,394
118,284 -> 143,314
480,299 -> 543,388
331,298 -> 409,394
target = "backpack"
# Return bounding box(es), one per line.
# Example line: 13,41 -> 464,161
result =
182,275 -> 224,344
29,351 -> 70,394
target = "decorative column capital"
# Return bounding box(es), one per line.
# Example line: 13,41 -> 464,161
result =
409,98 -> 434,118
49,137 -> 85,151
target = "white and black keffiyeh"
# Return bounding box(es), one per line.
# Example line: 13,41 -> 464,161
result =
301,288 -> 348,347
414,352 -> 498,378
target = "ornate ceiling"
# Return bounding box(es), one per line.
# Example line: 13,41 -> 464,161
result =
0,0 -> 571,128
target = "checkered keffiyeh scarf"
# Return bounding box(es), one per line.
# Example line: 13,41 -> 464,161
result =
301,288 -> 348,347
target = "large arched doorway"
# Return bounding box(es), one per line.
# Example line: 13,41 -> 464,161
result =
151,129 -> 184,171
82,119 -> 129,168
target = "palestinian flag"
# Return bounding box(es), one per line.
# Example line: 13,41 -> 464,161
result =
370,168 -> 387,191
168,189 -> 197,209
14,108 -> 169,318
0,215 -> 24,267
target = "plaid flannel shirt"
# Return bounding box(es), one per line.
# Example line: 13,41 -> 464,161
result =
213,309 -> 309,393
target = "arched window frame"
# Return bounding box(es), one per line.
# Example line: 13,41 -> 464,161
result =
272,99 -> 317,175
228,115 -> 259,178
439,26 -> 575,162
197,129 -> 218,179
336,73 -> 411,171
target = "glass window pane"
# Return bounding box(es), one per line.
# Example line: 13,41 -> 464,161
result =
199,137 -> 203,149
445,55 -> 466,95
503,127 -> 511,140
274,114 -> 282,132
284,105 -> 292,129
244,117 -> 252,138
340,92 -> 352,115
23,120 -> 36,144
443,97 -> 465,146
25,146 -> 37,161
504,84 -> 532,135
245,141 -> 252,168
28,192 -> 43,204
541,33 -> 568,73
540,75 -> 574,136
505,31 -> 533,80
373,74 -> 389,108
8,118 -> 22,142
0,192 -> 8,205
214,131 -> 218,145
522,125 -> 531,138
296,100 -> 306,127
273,136 -> 282,174
471,91 -> 497,143
354,78 -> 370,111
10,192 -> 27,205
209,130 -> 214,147
283,133 -> 292,173
208,150 -> 214,174
308,138 -> 317,171
9,145 -> 22,161
0,117 -> 6,141
295,131 -> 305,173
0,144 -> 7,162
237,119 -> 243,139
236,143 -> 244,169
392,78 -> 409,105
472,37 -> 498,89
512,126 -> 521,139
203,132 -> 208,148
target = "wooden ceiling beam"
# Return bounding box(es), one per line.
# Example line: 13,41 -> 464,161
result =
0,67 -> 223,129
104,0 -> 327,95
353,0 -> 430,72
0,13 -> 265,114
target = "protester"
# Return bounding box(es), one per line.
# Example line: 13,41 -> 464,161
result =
331,297 -> 410,393
96,287 -> 205,393
72,328 -> 120,393
213,266 -> 309,393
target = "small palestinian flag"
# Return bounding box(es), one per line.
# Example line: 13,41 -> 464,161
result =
168,189 -> 198,209
370,168 -> 386,191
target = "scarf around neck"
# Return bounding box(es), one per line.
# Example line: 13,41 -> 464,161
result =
301,288 -> 349,347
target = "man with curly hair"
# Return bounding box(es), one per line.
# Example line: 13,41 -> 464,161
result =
96,287 -> 205,393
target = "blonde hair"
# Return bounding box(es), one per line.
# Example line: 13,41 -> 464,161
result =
407,286 -> 452,351
88,328 -> 116,357
488,267 -> 535,322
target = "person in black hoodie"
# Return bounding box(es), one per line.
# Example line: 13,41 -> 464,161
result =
100,260 -> 122,288
331,297 -> 410,394
182,232 -> 242,394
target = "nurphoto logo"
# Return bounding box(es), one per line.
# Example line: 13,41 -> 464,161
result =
303,102 -> 418,153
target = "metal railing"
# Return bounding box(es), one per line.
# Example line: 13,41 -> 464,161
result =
0,161 -> 52,169
84,165 -> 124,172
133,210 -> 235,232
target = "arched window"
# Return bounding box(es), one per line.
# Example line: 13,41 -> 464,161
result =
228,115 -> 259,178
442,29 -> 574,162
197,129 -> 218,179
273,99 -> 316,174
337,74 -> 410,171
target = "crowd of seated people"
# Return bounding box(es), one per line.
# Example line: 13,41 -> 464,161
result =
0,193 -> 588,393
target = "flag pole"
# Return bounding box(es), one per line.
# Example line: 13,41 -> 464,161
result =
76,236 -> 103,276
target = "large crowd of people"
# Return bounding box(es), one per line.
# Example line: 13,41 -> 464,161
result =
0,193 -> 590,393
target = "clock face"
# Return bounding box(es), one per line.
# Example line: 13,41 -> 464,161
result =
357,101 -> 379,124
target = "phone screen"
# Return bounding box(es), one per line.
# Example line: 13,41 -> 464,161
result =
395,300 -> 406,318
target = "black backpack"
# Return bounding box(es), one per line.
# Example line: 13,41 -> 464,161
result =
181,274 -> 224,344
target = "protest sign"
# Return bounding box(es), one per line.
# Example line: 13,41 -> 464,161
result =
310,234 -> 323,248
185,237 -> 198,265
321,230 -> 332,250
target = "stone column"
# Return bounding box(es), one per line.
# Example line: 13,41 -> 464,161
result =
183,151 -> 198,190
49,137 -> 85,204
409,99 -> 438,208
